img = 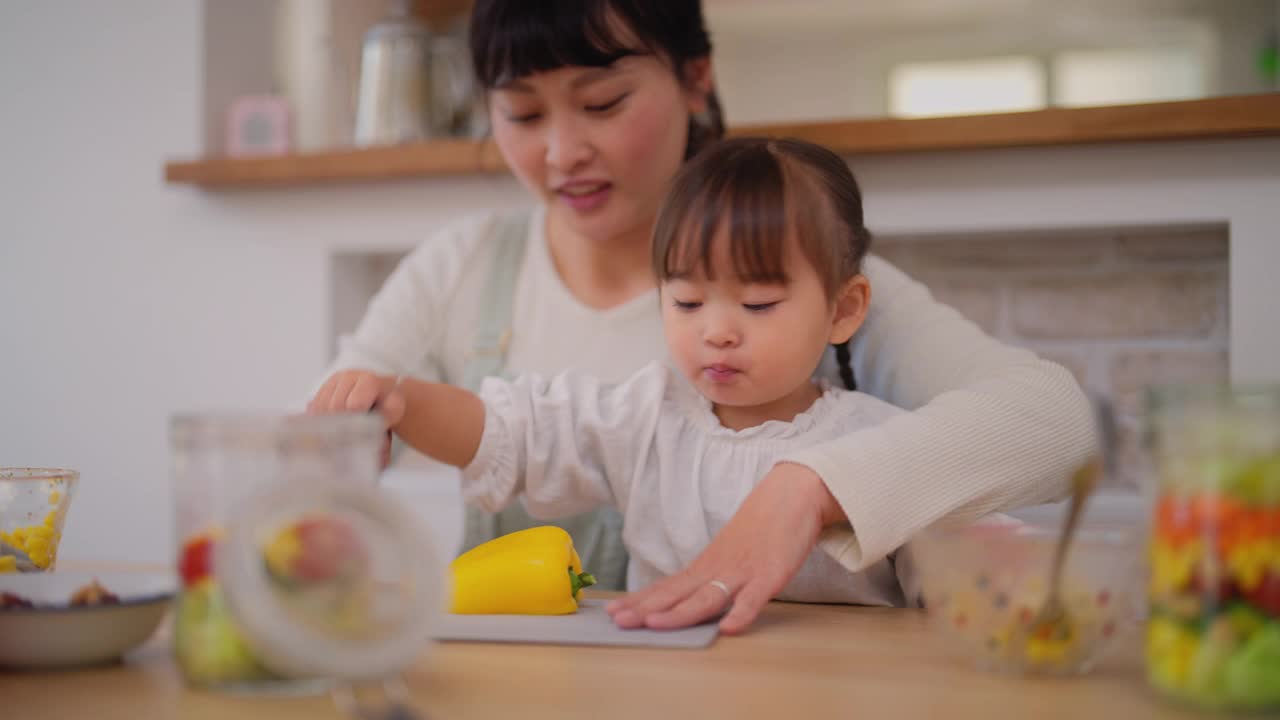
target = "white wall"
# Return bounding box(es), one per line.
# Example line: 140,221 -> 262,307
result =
2,1 -> 1278,566
0,1 -> 515,564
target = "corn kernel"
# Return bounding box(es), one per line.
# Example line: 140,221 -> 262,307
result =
25,536 -> 50,556
1228,542 -> 1268,592
27,526 -> 54,541
264,526 -> 302,579
49,490 -> 61,505
28,548 -> 50,569
1151,540 -> 1201,595
0,556 -> 16,573
1025,632 -> 1072,666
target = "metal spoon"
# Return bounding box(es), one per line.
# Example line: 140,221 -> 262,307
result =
0,539 -> 39,572
1024,396 -> 1117,648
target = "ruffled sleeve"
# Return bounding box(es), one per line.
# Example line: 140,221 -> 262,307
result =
460,362 -> 669,518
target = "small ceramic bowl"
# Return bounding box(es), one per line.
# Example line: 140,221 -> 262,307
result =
0,571 -> 175,669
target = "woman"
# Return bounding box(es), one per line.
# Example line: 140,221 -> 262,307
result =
309,0 -> 1093,633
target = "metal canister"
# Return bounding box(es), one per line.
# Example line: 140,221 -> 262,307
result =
354,0 -> 438,146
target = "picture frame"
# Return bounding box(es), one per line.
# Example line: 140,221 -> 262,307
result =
225,95 -> 293,157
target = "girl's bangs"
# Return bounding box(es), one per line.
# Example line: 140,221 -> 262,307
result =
658,149 -> 793,286
472,2 -> 652,88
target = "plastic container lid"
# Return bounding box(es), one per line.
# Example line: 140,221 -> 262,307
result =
217,478 -> 443,681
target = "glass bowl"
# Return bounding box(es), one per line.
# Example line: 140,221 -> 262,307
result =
912,494 -> 1145,675
0,468 -> 79,572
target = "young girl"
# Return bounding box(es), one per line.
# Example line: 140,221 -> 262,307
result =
319,137 -> 921,612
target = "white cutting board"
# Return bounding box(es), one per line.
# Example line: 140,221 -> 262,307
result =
434,599 -> 719,649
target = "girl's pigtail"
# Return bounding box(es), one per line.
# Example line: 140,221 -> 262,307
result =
833,340 -> 856,391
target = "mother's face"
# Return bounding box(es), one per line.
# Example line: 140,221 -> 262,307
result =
488,56 -> 707,246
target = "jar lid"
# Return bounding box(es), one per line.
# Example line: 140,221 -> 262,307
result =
216,479 -> 443,681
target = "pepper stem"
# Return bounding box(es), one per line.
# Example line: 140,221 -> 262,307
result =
569,568 -> 597,598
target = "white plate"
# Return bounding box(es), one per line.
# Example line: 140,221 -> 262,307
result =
0,571 -> 176,669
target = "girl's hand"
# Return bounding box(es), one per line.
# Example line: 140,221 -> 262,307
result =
307,370 -> 407,428
605,462 -> 844,634
308,370 -> 407,468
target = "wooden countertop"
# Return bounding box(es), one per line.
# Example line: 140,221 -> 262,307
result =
3,591 -> 1203,720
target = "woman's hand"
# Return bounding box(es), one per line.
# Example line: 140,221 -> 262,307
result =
307,370 -> 407,466
605,462 -> 845,634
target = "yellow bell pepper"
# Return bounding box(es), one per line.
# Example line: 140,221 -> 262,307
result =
449,526 -> 596,615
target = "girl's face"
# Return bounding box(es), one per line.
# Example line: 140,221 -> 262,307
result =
660,222 -> 868,425
489,56 -> 708,246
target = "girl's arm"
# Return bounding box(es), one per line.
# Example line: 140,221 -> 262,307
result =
306,370 -> 485,467
457,363 -> 667,518
315,364 -> 665,518
395,378 -> 486,467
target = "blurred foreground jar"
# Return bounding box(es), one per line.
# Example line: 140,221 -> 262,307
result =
170,414 -> 442,694
1145,385 -> 1280,711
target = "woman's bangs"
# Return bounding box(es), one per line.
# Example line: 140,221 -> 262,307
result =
472,2 -> 651,88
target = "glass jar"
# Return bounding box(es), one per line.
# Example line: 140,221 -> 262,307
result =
0,468 -> 78,572
1144,384 -> 1280,712
170,413 -> 443,693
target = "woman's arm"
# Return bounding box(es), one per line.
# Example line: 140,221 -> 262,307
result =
320,214 -> 496,385
792,255 -> 1093,568
307,216 -> 497,464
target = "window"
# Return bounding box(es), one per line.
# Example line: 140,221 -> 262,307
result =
888,56 -> 1047,118
888,46 -> 1207,118
1052,47 -> 1206,107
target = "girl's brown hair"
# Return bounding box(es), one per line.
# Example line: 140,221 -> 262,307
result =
652,137 -> 873,389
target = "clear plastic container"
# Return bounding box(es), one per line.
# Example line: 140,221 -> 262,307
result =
170,413 -> 442,693
913,494 -> 1143,675
0,468 -> 77,572
1144,384 -> 1280,712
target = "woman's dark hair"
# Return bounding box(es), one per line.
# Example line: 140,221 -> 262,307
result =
652,137 -> 873,390
469,0 -> 725,159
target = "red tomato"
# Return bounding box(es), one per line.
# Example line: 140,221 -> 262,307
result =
1241,571 -> 1280,617
1220,508 -> 1272,557
290,516 -> 366,582
1155,494 -> 1248,545
1188,567 -> 1237,605
179,536 -> 215,588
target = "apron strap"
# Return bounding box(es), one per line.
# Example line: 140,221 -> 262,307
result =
456,209 -> 629,590
462,212 -> 528,392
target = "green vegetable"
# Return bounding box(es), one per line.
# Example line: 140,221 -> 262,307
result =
1225,603 -> 1269,642
1188,619 -> 1235,698
1223,623 -> 1280,708
1226,455 -> 1280,506
174,581 -> 271,686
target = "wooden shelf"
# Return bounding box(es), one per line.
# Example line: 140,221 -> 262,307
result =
165,94 -> 1280,189
735,93 -> 1280,155
165,137 -> 507,188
